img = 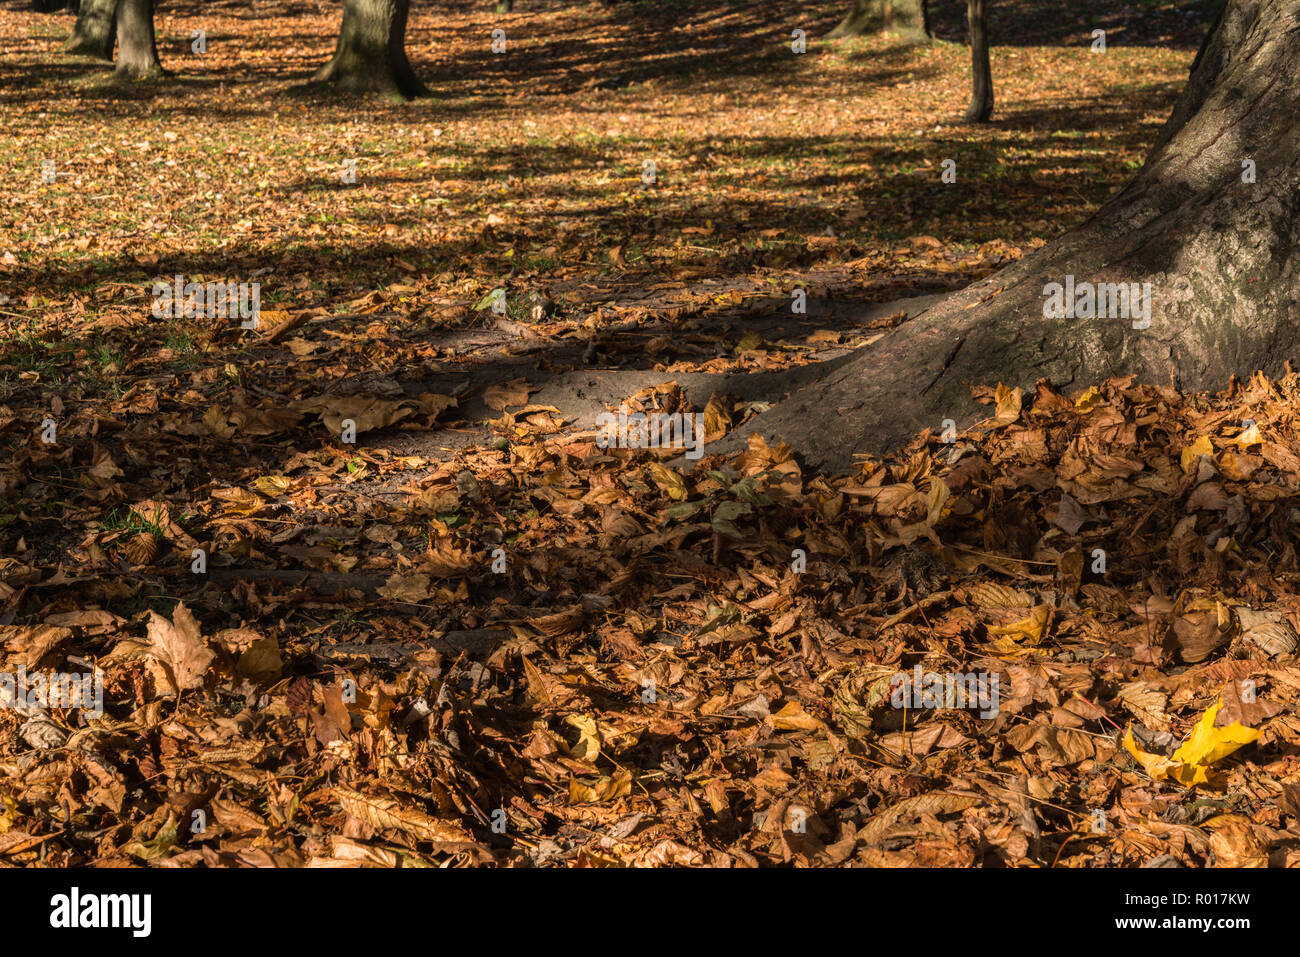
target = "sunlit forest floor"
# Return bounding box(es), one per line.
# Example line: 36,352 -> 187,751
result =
3,0 -> 1291,870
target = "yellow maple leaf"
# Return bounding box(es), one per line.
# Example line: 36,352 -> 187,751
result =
1172,700 -> 1261,767
564,714 -> 603,761
1122,730 -> 1183,781
1180,435 -> 1214,474
1073,386 -> 1102,412
0,795 -> 17,834
1124,700 -> 1261,788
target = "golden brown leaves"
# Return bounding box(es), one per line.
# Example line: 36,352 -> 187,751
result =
568,770 -> 633,804
831,665 -> 897,740
333,789 -> 472,844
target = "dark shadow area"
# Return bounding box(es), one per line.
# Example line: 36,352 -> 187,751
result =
926,0 -> 1223,48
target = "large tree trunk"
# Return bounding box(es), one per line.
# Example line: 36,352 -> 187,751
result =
963,0 -> 993,123
63,0 -> 116,59
829,0 -> 930,42
727,0 -> 1300,476
112,0 -> 161,80
313,0 -> 427,100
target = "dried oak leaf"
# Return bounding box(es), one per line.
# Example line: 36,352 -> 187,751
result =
831,664 -> 898,739
420,540 -> 475,578
43,610 -> 123,635
123,532 -> 159,565
482,378 -> 532,412
529,605 -> 586,639
1205,814 -> 1268,868
310,682 -> 352,746
286,675 -> 312,718
568,768 -> 633,804
1234,607 -> 1298,657
292,394 -> 416,436
3,624 -> 72,668
377,572 -> 434,602
1172,604 -> 1232,663
964,582 -> 1034,609
18,714 -> 67,751
1115,682 -> 1171,732
237,635 -> 283,683
858,792 -> 980,846
991,383 -> 1023,427
333,788 -> 472,844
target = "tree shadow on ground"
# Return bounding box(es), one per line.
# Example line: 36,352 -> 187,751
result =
926,0 -> 1222,48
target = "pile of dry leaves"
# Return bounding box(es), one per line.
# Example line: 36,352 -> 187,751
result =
2,369 -> 1298,867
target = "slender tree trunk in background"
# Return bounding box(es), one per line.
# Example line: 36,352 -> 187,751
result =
112,0 -> 162,80
496,0 -> 514,12
720,0 -> 1300,475
964,0 -> 993,122
829,0 -> 930,42
313,0 -> 427,100
63,0 -> 116,60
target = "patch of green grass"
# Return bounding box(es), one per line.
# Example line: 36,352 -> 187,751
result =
90,341 -> 124,372
100,505 -> 168,536
2,324 -> 63,375
327,609 -> 371,633
521,250 -> 558,273
506,296 -> 536,324
164,325 -> 198,354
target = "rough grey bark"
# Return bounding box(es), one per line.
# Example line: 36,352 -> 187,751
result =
725,0 -> 1300,475
829,0 -> 930,41
63,0 -> 116,60
963,0 -> 993,122
313,0 -> 427,100
112,0 -> 161,80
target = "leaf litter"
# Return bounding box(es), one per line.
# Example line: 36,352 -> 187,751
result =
2,367 -> 1299,866
0,0 -> 1275,868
